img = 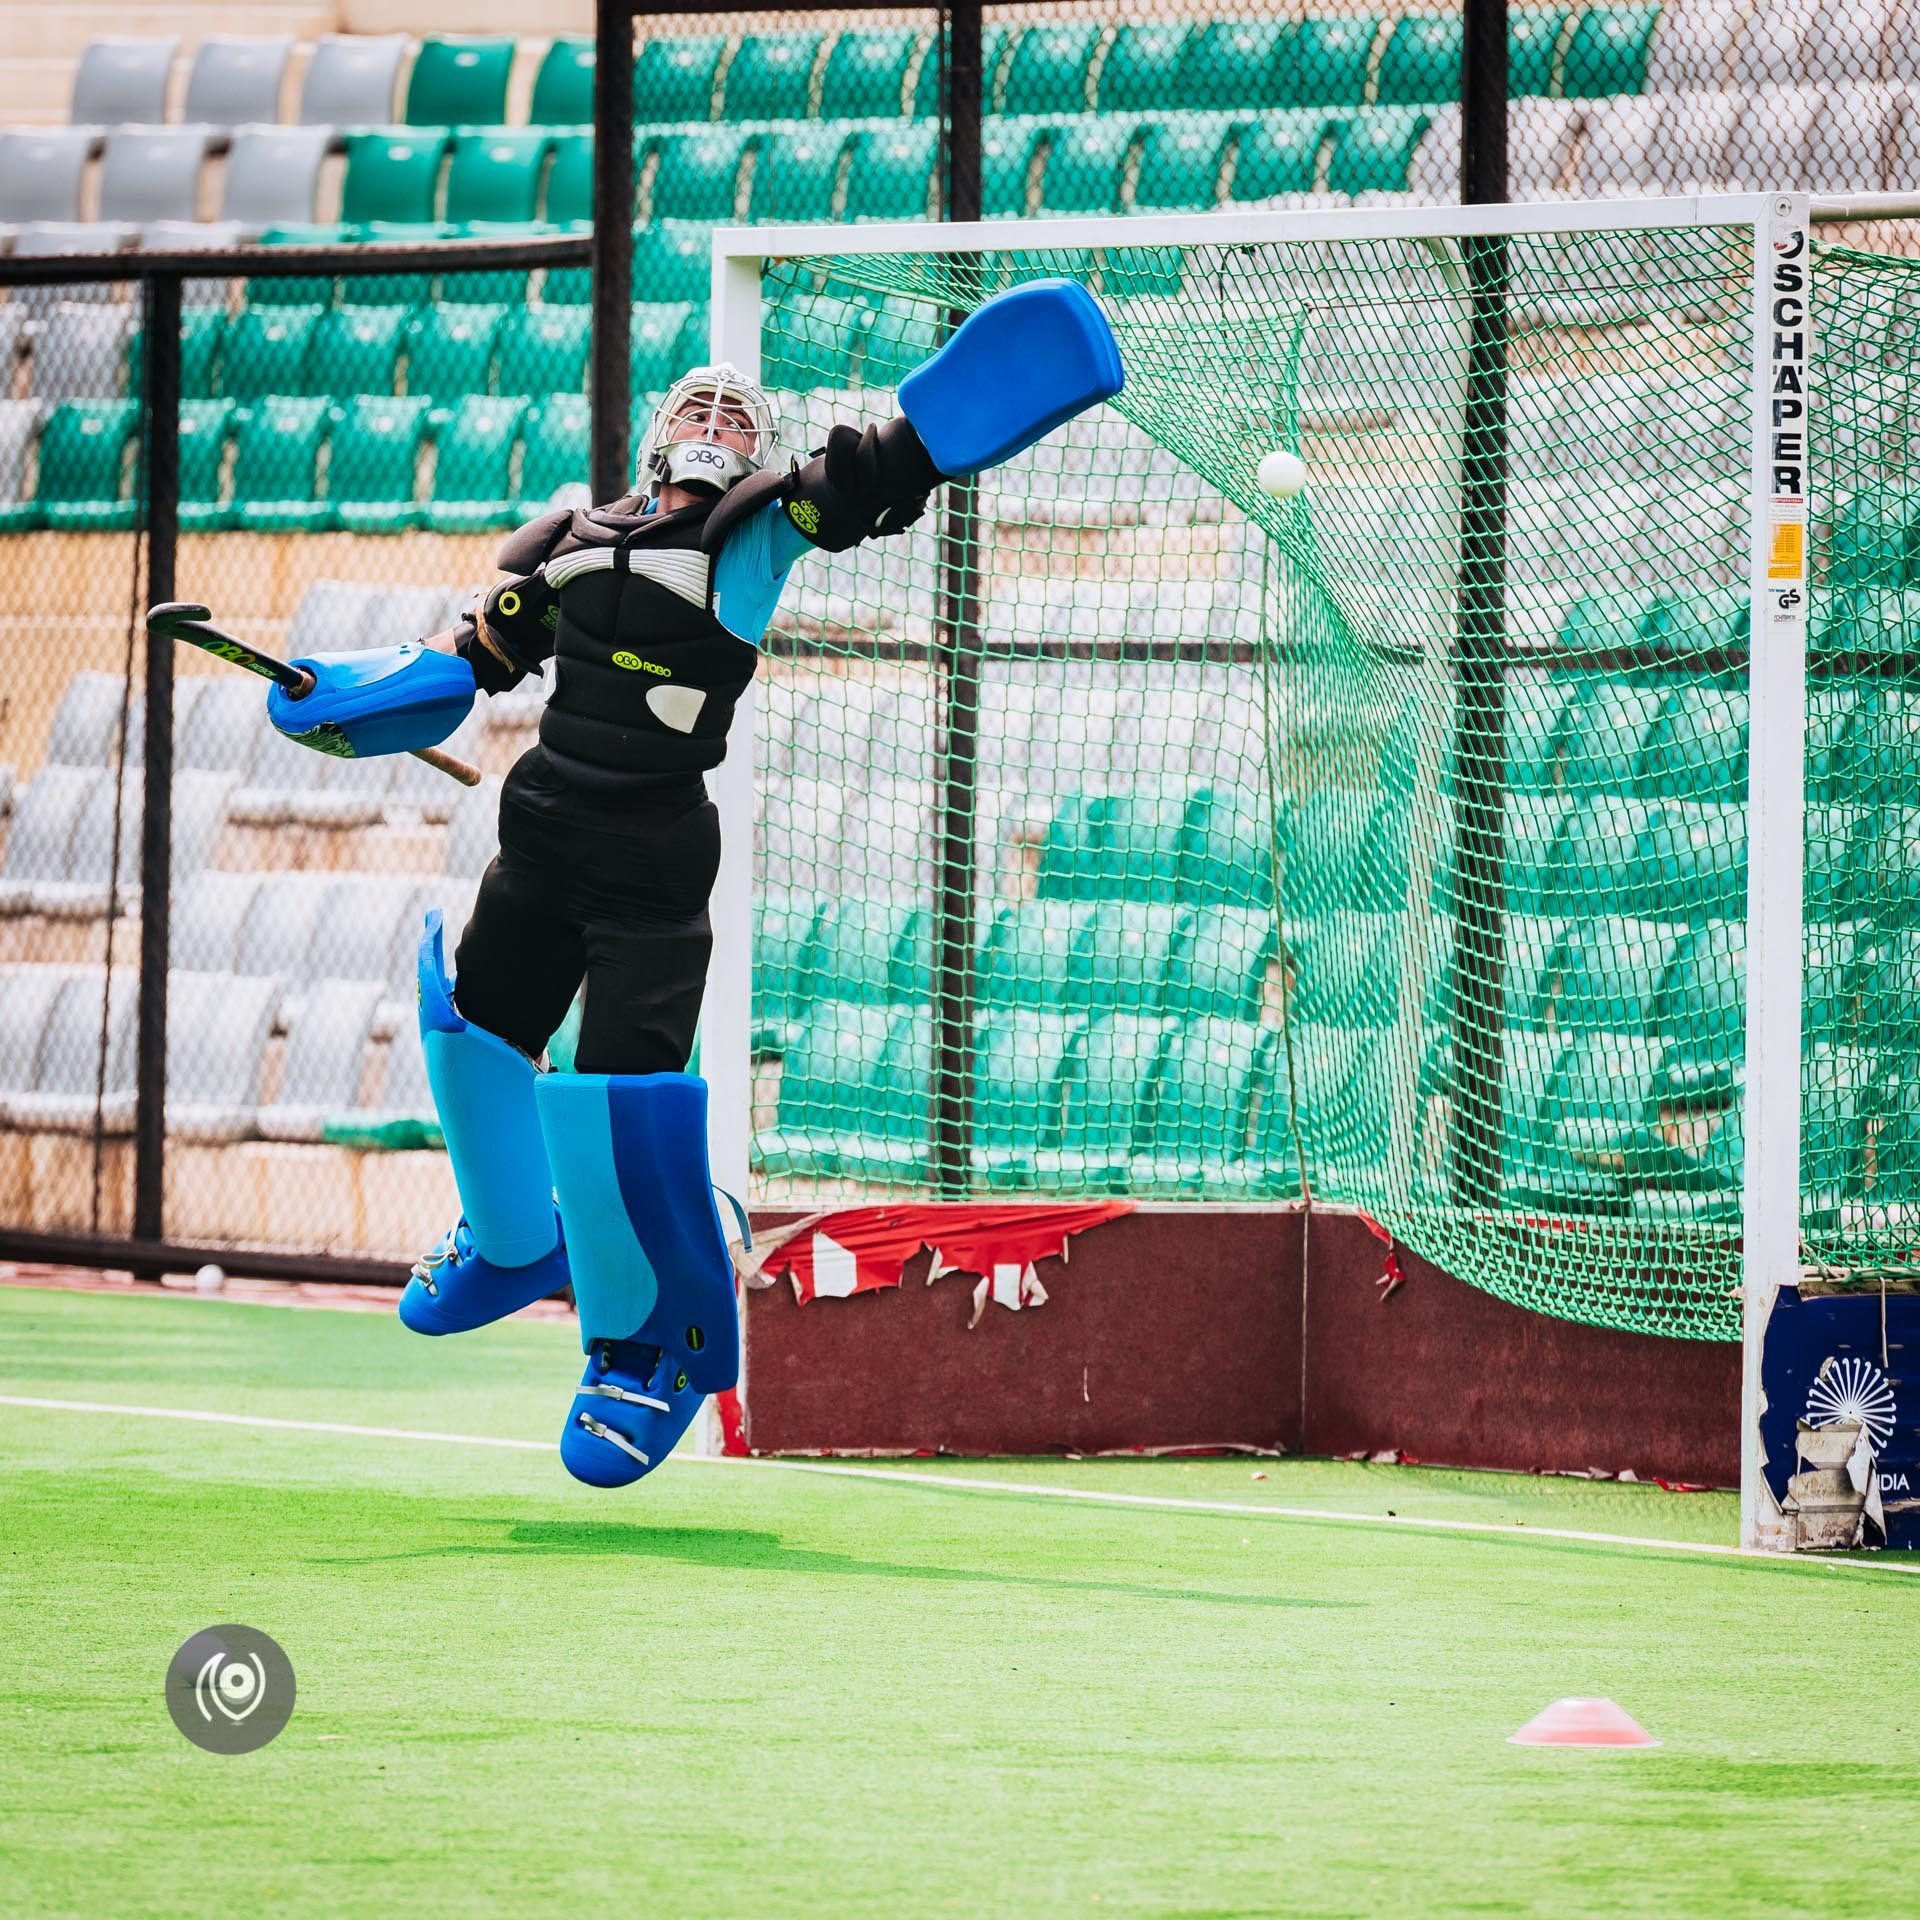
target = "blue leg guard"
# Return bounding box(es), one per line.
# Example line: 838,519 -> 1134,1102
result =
400,910 -> 571,1336
534,1072 -> 742,1488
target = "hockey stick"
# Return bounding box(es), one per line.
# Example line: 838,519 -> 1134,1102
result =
146,602 -> 482,788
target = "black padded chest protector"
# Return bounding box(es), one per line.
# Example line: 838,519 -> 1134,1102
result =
535,496 -> 757,800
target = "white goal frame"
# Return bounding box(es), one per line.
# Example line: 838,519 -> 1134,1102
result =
705,195 -> 1831,1540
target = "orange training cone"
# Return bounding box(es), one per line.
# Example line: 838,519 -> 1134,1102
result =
1508,1698 -> 1659,1748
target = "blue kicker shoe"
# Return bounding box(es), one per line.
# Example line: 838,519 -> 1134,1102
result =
399,1208 -> 572,1336
559,1337 -> 708,1488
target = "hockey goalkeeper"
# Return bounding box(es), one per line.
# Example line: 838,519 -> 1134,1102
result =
263,280 -> 1123,1488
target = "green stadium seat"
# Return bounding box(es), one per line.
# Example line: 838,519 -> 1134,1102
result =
178,397 -> 234,530
220,305 -> 322,403
1292,911 -> 1402,1029
855,294 -> 941,390
1527,1031 -> 1665,1212
753,893 -> 825,1053
330,394 -> 431,533
1182,20 -> 1296,111
1032,1013 -> 1166,1190
498,305 -> 591,395
34,400 -> 138,530
1410,1024 -> 1565,1206
329,225 -> 443,310
1425,913 -> 1571,1032
310,304 -> 409,398
1558,4 -> 1658,98
723,32 -> 824,121
1377,15 -> 1463,104
1326,107 -> 1432,196
976,898 -> 1090,1009
1429,789 -> 1573,919
1066,899 -> 1188,1016
1558,585 -> 1658,653
407,302 -> 504,401
1858,927 -> 1920,1061
819,29 -> 922,119
404,34 -> 514,127
341,131 -> 449,227
180,307 -> 225,400
1503,669 -> 1586,789
424,393 -> 527,533
981,120 -> 1043,218
1803,921 -> 1858,1052
762,290 -> 865,392
1097,23 -> 1191,112
808,897 -> 930,1005
1037,787 -> 1189,901
544,131 -> 593,228
1851,804 -> 1920,927
1133,114 -> 1234,210
1164,905 -> 1283,1022
754,1000 -> 897,1179
1655,920 -> 1746,1068
1229,112 -> 1334,201
1801,1046 -> 1873,1217
1001,21 -> 1103,115
1561,677 -> 1667,794
1632,801 -> 1747,924
1286,18 -> 1381,109
228,395 -> 332,531
634,35 -> 725,120
646,129 -> 755,223
246,225 -> 339,310
515,392 -> 590,512
1180,787 -> 1275,906
1828,489 -> 1920,590
1640,682 -> 1748,804
633,221 -> 717,306
1539,795 -> 1654,918
749,125 -> 850,223
1134,1016 -> 1272,1194
1843,588 -> 1920,658
529,35 -> 596,127
1039,119 -> 1134,214
846,127 -> 938,221
1556,916 -> 1684,1036
1807,802 -> 1871,925
631,300 -> 702,394
1835,688 -> 1920,809
1509,8 -> 1569,97
969,1009 -> 1077,1188
1282,788 -> 1377,918
445,130 -> 553,228
1645,585 -> 1748,653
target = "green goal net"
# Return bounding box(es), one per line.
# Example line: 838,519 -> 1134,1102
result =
736,208 -> 1914,1344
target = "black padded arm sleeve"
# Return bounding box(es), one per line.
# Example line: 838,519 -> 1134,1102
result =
703,414 -> 950,557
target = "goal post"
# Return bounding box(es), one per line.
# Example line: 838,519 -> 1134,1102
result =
705,196 -> 1920,1547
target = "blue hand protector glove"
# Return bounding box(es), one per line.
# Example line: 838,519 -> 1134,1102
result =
266,643 -> 476,759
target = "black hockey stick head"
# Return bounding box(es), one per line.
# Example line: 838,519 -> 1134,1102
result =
145,602 -> 309,694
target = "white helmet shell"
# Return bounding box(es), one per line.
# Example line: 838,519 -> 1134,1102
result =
639,362 -> 779,498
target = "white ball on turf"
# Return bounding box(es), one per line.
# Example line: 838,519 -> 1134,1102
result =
1256,449 -> 1308,498
194,1263 -> 226,1295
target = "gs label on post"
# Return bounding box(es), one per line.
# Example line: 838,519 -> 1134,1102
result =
1765,204 -> 1810,628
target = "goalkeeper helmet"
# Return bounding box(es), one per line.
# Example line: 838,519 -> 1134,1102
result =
640,363 -> 779,499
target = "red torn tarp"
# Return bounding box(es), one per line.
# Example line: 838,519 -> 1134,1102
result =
761,1202 -> 1134,1320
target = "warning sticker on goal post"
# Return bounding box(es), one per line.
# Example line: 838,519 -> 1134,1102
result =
1766,516 -> 1804,583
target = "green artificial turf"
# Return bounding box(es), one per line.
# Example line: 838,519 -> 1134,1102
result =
1,1285 -> 1917,1920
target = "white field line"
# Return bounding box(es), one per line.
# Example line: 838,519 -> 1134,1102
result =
3,1392 -> 1915,1577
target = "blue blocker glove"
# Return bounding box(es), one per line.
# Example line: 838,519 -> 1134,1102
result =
266,644 -> 476,759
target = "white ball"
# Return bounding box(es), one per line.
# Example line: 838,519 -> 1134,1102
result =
1256,449 -> 1308,498
194,1264 -> 226,1295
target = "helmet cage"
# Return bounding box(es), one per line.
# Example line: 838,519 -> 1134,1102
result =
640,363 -> 779,498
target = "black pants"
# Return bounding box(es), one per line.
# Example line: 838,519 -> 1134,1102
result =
452,790 -> 721,1076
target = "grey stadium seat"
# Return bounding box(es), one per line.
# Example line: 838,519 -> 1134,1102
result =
1723,86 -> 1820,191
177,680 -> 261,774
97,129 -> 214,227
0,767 -> 98,914
170,870 -> 264,974
288,579 -> 384,655
44,671 -> 132,765
0,130 -> 93,225
441,775 -> 502,878
31,303 -> 135,403
297,34 -> 408,130
6,967 -> 138,1133
0,400 -> 35,520
237,872 -> 348,983
32,765 -> 142,919
257,976 -> 384,1142
138,222 -> 244,306
386,709 -> 483,822
166,969 -> 283,1143
1573,96 -> 1664,199
71,36 -> 177,128
365,584 -> 462,651
0,966 -> 75,1106
219,126 -> 332,233
1807,83 -> 1903,191
183,36 -> 294,130
1646,0 -> 1741,91
10,225 -> 138,325
303,874 -> 428,987
1652,90 -> 1739,191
